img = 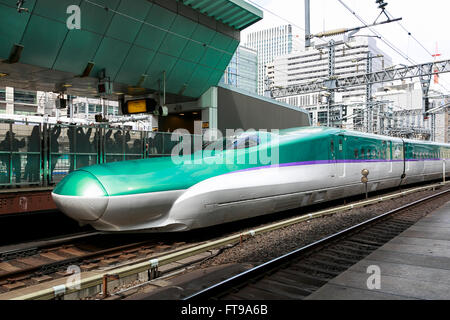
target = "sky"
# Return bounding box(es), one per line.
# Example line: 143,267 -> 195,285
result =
242,0 -> 450,92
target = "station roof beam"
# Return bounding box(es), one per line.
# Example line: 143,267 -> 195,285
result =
177,0 -> 262,31
0,0 -> 262,102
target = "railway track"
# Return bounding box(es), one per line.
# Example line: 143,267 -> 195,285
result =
184,188 -> 450,300
0,235 -> 187,293
2,181 -> 448,299
0,231 -> 101,261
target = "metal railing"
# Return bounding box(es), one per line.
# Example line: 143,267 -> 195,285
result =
0,120 -> 197,188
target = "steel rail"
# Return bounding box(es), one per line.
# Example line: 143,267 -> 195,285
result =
184,188 -> 450,300
0,240 -> 151,282
0,231 -> 101,261
5,181 -> 448,300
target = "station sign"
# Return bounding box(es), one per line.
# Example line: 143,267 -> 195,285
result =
122,98 -> 157,115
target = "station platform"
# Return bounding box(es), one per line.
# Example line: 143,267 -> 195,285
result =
307,200 -> 450,300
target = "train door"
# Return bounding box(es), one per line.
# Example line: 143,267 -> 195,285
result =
336,135 -> 347,178
388,141 -> 393,173
333,135 -> 345,178
404,142 -> 411,174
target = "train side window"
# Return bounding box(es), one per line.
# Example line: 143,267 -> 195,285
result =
230,134 -> 260,150
361,148 -> 365,159
330,140 -> 334,153
354,149 -> 358,159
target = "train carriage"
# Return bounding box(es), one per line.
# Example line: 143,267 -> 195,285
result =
52,127 -> 450,232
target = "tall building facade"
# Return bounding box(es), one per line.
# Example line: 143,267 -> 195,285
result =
267,37 -> 392,132
245,25 -> 302,95
220,45 -> 258,94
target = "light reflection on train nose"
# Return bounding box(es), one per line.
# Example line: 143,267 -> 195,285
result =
52,192 -> 109,221
52,170 -> 109,222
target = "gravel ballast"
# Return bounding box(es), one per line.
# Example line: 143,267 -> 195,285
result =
199,185 -> 450,268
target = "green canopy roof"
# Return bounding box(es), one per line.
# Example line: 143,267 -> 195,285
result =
177,0 -> 263,30
0,0 -> 262,101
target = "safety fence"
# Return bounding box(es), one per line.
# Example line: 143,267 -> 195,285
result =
0,120 -> 199,187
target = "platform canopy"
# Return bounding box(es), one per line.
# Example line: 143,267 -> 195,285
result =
0,0 -> 262,102
177,0 -> 263,31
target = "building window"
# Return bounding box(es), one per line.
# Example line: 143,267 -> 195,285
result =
318,111 -> 328,126
14,90 -> 36,104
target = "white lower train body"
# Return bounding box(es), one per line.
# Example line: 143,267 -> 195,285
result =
53,159 -> 449,232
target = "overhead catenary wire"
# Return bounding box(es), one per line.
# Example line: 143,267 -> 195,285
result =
78,0 -> 449,97
336,0 -> 450,95
245,0 -> 328,46
336,0 -> 417,66
384,9 -> 450,92
242,1 -> 381,91
385,9 -> 434,58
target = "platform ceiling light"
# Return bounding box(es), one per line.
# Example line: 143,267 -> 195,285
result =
137,74 -> 148,88
0,72 -> 8,77
81,62 -> 95,78
6,44 -> 23,64
63,84 -> 72,88
179,113 -> 185,116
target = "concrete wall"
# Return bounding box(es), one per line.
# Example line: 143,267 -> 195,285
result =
216,85 -> 310,132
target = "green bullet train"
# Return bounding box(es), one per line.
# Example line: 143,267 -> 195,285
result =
52,127 -> 450,232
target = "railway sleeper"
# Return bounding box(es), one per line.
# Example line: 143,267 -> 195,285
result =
0,248 -> 39,262
383,219 -> 415,227
301,259 -> 349,274
340,240 -> 379,250
305,257 -> 354,270
290,263 -> 340,278
315,252 -> 360,265
356,230 -> 397,240
324,248 -> 366,260
275,269 -> 329,287
345,236 -> 386,247
265,270 -> 322,291
369,225 -> 410,234
225,285 -> 288,300
255,278 -> 316,299
329,244 -> 373,255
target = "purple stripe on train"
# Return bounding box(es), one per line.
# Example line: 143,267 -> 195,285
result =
228,158 -> 446,174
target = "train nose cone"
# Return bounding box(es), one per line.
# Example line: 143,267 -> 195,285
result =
52,170 -> 109,222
